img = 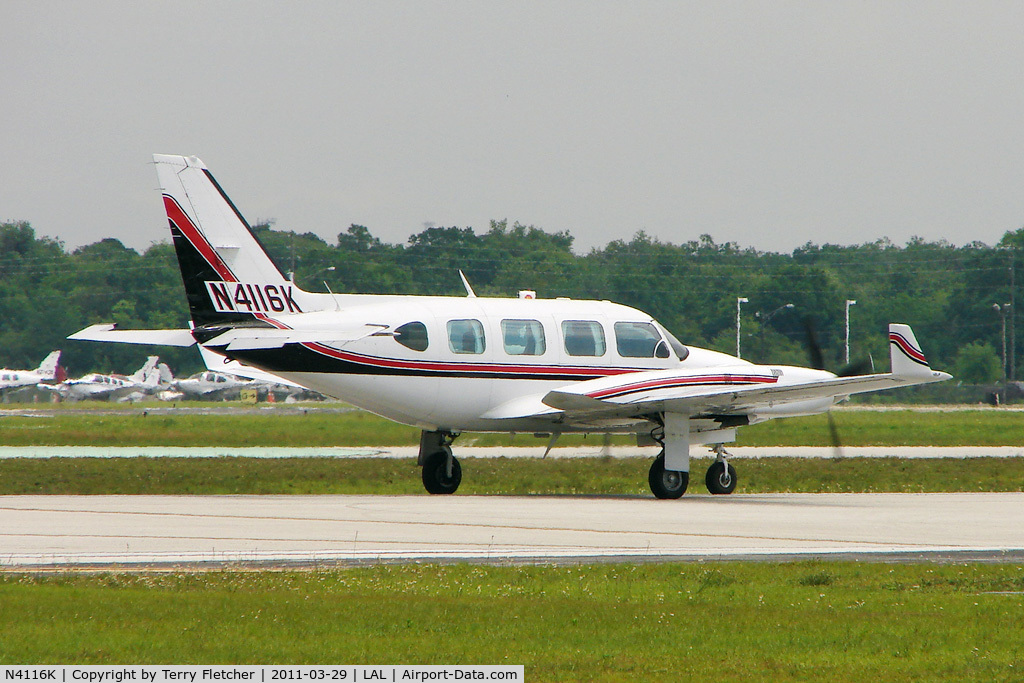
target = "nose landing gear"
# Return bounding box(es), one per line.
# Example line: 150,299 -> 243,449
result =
705,444 -> 737,495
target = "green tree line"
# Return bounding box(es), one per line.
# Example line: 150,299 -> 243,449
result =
1,218 -> 1019,385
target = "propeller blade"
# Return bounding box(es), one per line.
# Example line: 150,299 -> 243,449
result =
803,318 -> 826,371
827,411 -> 844,459
835,357 -> 874,378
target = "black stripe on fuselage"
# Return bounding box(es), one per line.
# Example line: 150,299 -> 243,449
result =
218,343 -> 631,381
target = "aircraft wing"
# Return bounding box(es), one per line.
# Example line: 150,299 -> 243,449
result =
486,324 -> 951,423
541,369 -> 949,420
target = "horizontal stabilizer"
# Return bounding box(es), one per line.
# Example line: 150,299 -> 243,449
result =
69,324 -> 197,347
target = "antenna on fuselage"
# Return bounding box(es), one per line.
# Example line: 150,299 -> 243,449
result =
458,270 -> 477,298
323,281 -> 342,311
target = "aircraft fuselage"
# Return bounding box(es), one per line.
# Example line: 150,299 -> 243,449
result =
208,292 -> 832,433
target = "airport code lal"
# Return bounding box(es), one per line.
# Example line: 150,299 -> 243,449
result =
0,669 -> 523,683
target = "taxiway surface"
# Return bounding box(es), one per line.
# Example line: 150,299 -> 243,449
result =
3,493 -> 1023,569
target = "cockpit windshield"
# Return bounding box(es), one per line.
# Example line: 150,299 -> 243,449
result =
654,322 -> 689,361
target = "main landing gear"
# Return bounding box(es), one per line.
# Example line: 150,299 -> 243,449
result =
647,443 -> 738,499
419,430 -> 462,494
648,452 -> 689,499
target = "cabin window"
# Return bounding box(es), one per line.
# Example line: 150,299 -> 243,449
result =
502,319 -> 546,356
447,319 -> 485,354
562,320 -> 606,357
615,321 -> 671,358
394,321 -> 429,352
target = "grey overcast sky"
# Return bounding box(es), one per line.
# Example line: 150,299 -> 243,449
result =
3,2 -> 1024,254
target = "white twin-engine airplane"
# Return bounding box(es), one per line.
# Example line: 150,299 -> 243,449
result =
72,154 -> 951,498
0,350 -> 63,391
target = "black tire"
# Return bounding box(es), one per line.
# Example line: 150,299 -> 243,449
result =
421,449 -> 462,494
648,452 -> 688,499
705,461 -> 737,495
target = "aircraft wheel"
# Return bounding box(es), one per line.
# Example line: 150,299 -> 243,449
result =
648,452 -> 688,499
421,449 -> 462,494
705,461 -> 737,495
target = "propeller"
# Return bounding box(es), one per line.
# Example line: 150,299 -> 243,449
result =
802,317 -> 871,459
803,318 -> 873,378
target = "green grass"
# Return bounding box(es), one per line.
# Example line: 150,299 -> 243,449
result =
2,407 -> 1022,679
734,410 -> 1024,447
3,406 -> 1024,447
2,563 -> 1023,680
1,456 -> 1023,495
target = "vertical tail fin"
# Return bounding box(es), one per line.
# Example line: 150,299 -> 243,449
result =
157,362 -> 174,383
35,351 -> 62,379
154,155 -> 309,326
130,356 -> 160,383
888,324 -> 935,379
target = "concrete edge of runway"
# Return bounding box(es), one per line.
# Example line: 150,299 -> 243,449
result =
5,547 -> 1024,572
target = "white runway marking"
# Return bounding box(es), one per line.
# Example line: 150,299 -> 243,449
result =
2,493 -> 1023,568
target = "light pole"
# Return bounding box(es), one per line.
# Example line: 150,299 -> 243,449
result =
736,297 -> 748,358
845,299 -> 857,365
994,303 -> 1011,383
756,303 -> 795,326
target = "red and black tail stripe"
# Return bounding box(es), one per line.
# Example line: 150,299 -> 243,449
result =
164,194 -> 262,327
889,331 -> 928,367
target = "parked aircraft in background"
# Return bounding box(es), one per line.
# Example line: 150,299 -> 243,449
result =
72,155 -> 951,498
44,356 -> 161,402
172,369 -> 258,400
156,346 -> 310,401
0,351 -> 64,392
196,346 -> 307,394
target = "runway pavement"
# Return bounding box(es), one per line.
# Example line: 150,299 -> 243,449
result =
2,492 -> 1023,569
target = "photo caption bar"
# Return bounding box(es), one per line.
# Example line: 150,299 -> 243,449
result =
0,667 -> 523,683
